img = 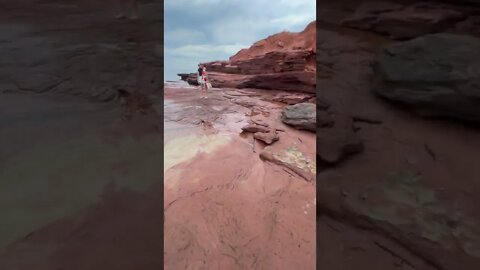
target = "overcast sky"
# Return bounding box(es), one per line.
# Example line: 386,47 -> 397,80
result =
164,0 -> 316,81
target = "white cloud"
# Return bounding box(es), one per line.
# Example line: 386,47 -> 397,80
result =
165,29 -> 206,44
165,44 -> 248,58
164,56 -> 199,81
164,43 -> 248,80
270,14 -> 314,26
165,0 -> 228,9
276,0 -> 316,8
208,17 -> 273,44
164,45 -> 245,81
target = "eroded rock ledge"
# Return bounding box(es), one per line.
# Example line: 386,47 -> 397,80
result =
179,21 -> 316,93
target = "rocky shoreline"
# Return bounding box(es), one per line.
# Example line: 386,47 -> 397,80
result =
178,21 -> 316,94
163,20 -> 318,268
318,1 -> 480,269
163,83 -> 316,269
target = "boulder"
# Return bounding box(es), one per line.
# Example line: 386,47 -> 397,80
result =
281,103 -> 316,132
241,124 -> 269,133
259,145 -> 316,182
373,33 -> 480,122
254,131 -> 279,145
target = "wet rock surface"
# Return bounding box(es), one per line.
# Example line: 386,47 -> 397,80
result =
163,20 -> 318,268
319,1 -> 480,269
164,84 -> 316,269
0,1 -> 166,269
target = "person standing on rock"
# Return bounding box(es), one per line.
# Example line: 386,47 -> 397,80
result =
201,66 -> 209,99
197,64 -> 205,97
116,0 -> 139,20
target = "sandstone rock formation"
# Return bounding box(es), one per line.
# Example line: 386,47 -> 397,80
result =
281,103 -> 316,132
318,1 -> 480,269
231,20 -> 316,60
373,33 -> 480,122
253,131 -> 279,145
179,21 -> 316,93
259,145 -> 316,182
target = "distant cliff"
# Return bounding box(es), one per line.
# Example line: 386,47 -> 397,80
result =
178,21 -> 316,94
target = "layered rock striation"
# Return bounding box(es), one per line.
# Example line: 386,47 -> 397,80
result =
179,21 -> 316,93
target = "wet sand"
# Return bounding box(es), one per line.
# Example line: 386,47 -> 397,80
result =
164,82 -> 316,269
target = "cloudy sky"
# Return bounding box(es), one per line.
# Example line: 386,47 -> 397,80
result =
164,0 -> 316,81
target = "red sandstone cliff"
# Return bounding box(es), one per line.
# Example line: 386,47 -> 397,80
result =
179,21 -> 316,94
230,20 -> 316,61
